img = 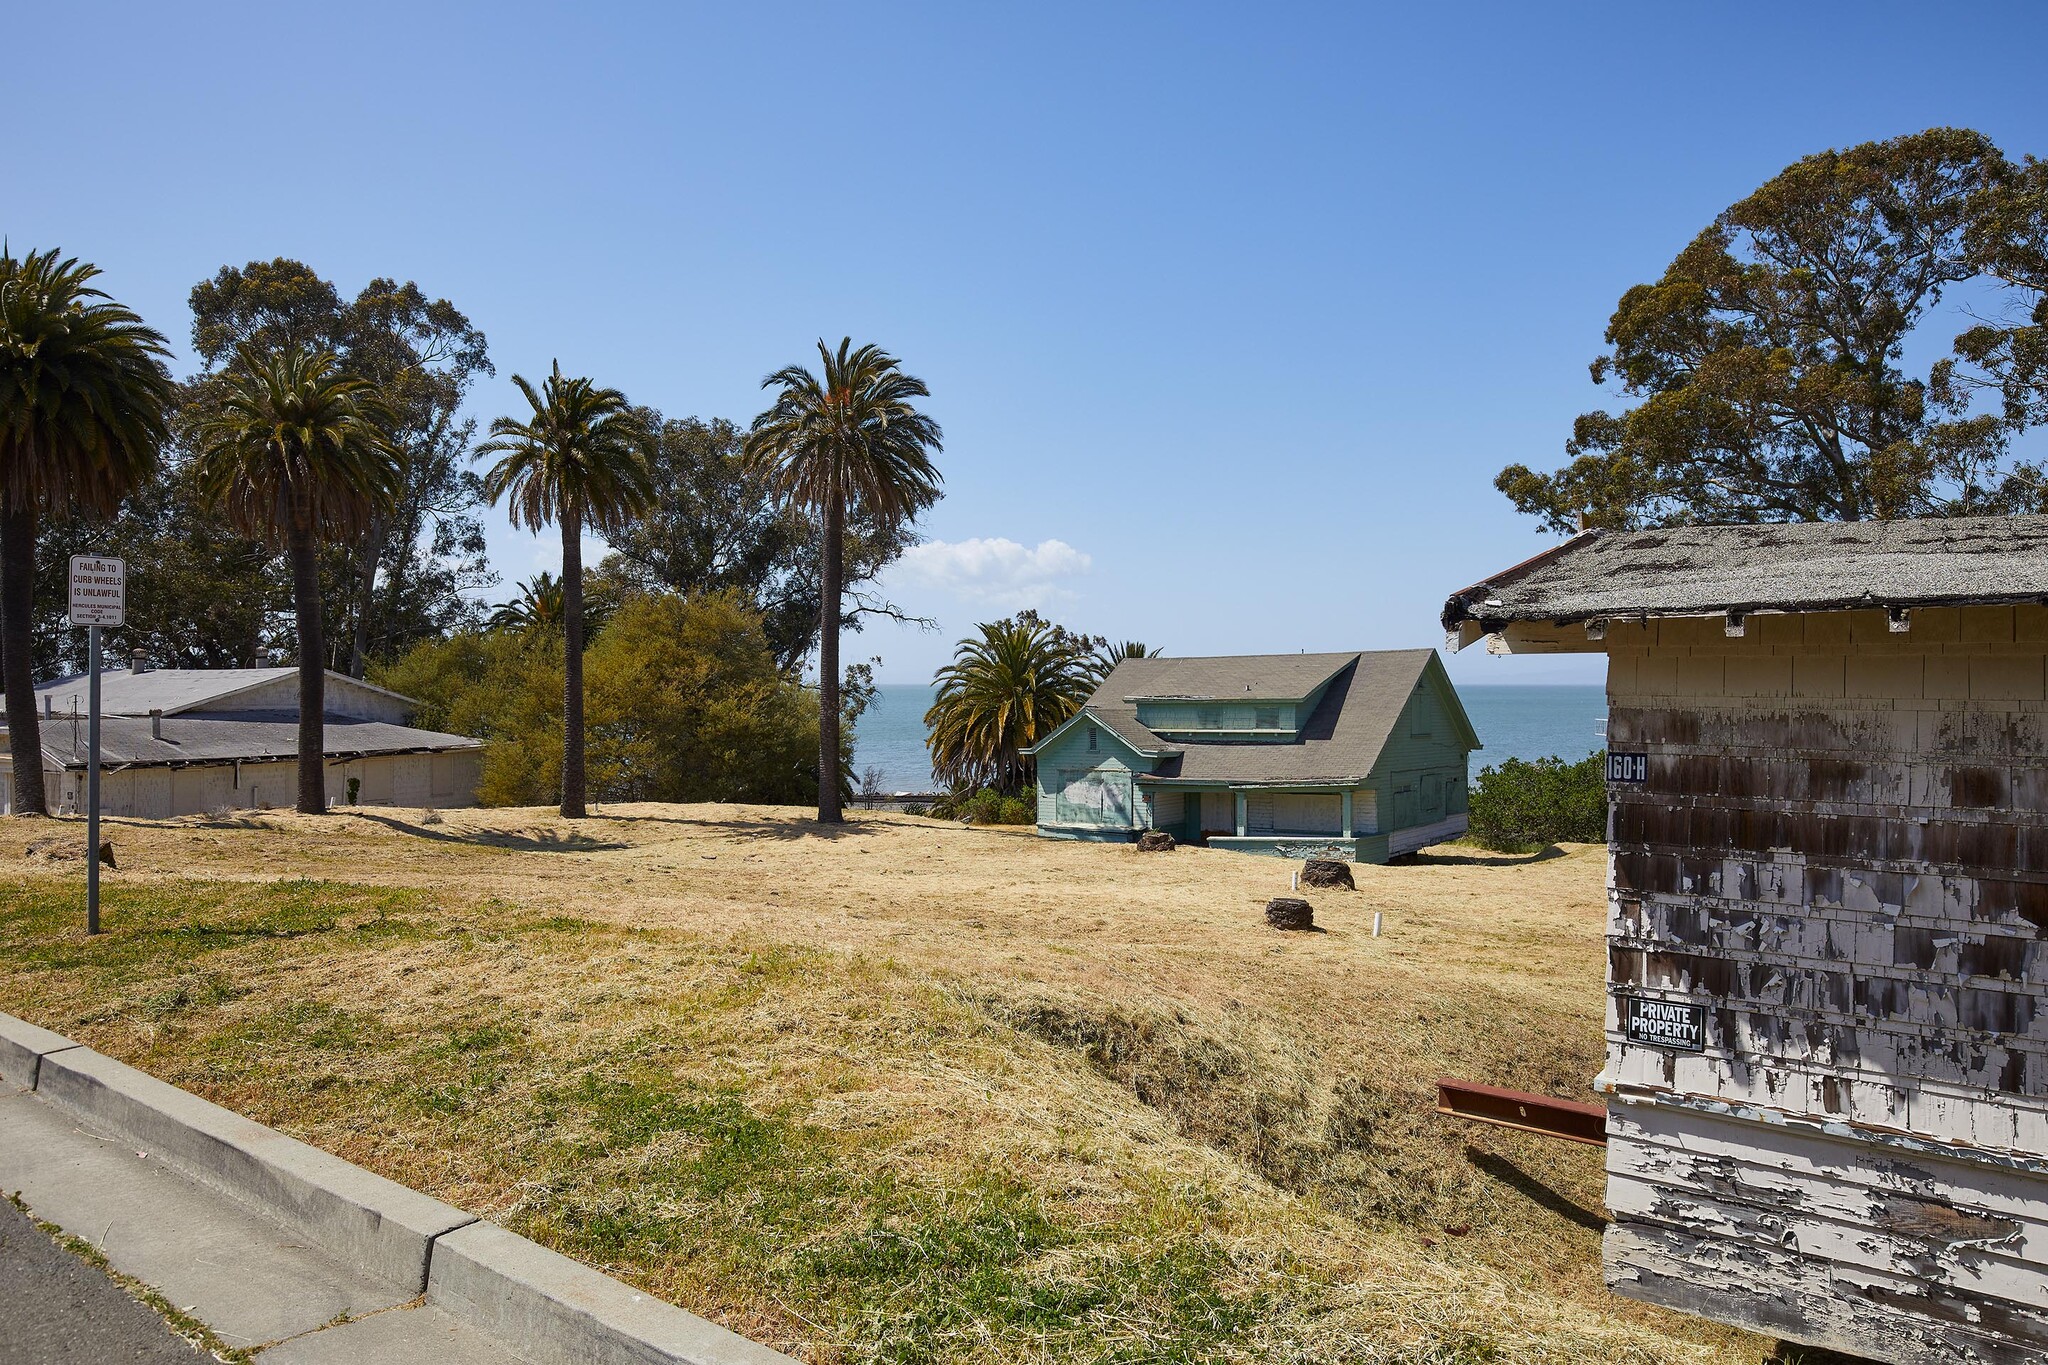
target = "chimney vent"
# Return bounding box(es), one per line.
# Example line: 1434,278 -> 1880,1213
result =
131,651 -> 149,674
150,708 -> 162,740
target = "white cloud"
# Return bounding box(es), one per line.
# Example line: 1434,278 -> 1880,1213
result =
892,537 -> 1093,610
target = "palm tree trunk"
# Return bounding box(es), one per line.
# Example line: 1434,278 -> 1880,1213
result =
561,509 -> 587,820
816,490 -> 844,824
290,527 -> 327,815
1,503 -> 47,817
347,517 -> 381,679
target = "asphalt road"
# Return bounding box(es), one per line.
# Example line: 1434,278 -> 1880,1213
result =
0,1196 -> 198,1364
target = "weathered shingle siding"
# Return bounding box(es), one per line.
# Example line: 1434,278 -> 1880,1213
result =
1603,604 -> 2048,1362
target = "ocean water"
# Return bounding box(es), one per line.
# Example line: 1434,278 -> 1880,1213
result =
852,682 -> 1608,793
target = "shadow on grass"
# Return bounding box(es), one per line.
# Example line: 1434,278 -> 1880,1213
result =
1395,845 -> 1569,868
698,816 -> 886,844
1768,1346 -> 1885,1365
1465,1148 -> 1605,1233
344,811 -> 626,853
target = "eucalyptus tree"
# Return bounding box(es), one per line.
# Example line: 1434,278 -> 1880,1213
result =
193,343 -> 401,814
926,612 -> 1097,797
745,339 -> 942,822
1496,128 -> 2045,530
0,248 -> 175,815
477,363 -> 654,819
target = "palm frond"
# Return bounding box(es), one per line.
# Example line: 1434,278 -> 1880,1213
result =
189,342 -> 401,546
0,247 -> 175,516
477,361 -> 655,535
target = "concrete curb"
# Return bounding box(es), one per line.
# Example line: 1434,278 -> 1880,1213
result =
431,1222 -> 796,1365
35,1045 -> 474,1294
0,1012 -> 81,1090
1,1013 -> 797,1365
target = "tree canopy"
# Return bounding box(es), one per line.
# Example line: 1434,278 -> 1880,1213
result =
376,591 -> 835,808
1497,128 -> 2048,532
599,413 -> 924,672
187,259 -> 494,669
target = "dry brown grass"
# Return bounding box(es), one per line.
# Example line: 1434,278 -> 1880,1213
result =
0,804 -> 1773,1364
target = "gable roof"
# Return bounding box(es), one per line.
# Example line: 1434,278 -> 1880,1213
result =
33,667 -> 417,718
1063,649 -> 1474,786
32,711 -> 480,770
1443,515 -> 2048,637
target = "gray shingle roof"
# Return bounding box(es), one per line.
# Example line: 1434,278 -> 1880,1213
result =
32,667 -> 416,717
1080,650 -> 1469,786
32,711 -> 481,770
1107,652 -> 1361,703
1443,514 -> 2048,632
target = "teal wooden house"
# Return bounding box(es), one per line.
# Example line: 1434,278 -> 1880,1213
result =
1026,650 -> 1481,862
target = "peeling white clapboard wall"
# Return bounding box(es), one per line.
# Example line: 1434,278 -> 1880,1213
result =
1601,605 -> 2048,1365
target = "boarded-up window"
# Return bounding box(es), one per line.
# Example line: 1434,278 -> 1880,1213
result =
1422,774 -> 1443,820
1056,770 -> 1131,826
1255,707 -> 1280,730
1273,792 -> 1343,835
1354,788 -> 1378,834
1196,707 -> 1223,729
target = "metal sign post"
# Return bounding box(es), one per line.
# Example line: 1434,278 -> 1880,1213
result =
68,556 -> 124,936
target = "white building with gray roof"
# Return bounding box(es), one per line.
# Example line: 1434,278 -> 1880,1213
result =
4,660 -> 483,817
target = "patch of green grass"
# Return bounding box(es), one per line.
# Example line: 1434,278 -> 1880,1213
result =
803,1181 -> 1264,1365
519,1068 -> 1269,1365
0,876 -> 437,976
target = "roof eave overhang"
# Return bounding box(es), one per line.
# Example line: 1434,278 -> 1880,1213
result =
1448,591 -> 2048,654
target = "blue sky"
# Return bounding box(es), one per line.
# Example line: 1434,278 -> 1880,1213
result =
13,2 -> 2048,684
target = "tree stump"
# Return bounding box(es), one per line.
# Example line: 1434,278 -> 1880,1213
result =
1265,897 -> 1314,931
1136,830 -> 1176,852
1300,858 -> 1354,890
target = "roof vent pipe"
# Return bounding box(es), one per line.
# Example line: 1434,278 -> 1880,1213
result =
132,651 -> 149,674
150,708 -> 162,740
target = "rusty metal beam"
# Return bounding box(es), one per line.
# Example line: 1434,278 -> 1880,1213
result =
1436,1078 -> 1608,1147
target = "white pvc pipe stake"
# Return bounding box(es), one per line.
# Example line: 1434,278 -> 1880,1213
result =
1292,869 -> 1300,890
1372,912 -> 1383,937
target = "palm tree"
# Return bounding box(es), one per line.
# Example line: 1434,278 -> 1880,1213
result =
1086,639 -> 1160,684
745,339 -> 942,822
193,343 -> 400,814
0,249 -> 175,816
477,363 -> 653,819
490,571 -> 564,635
926,615 -> 1095,796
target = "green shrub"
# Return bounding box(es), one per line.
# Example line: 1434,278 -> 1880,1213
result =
933,788 -> 1036,825
1465,753 -> 1606,852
